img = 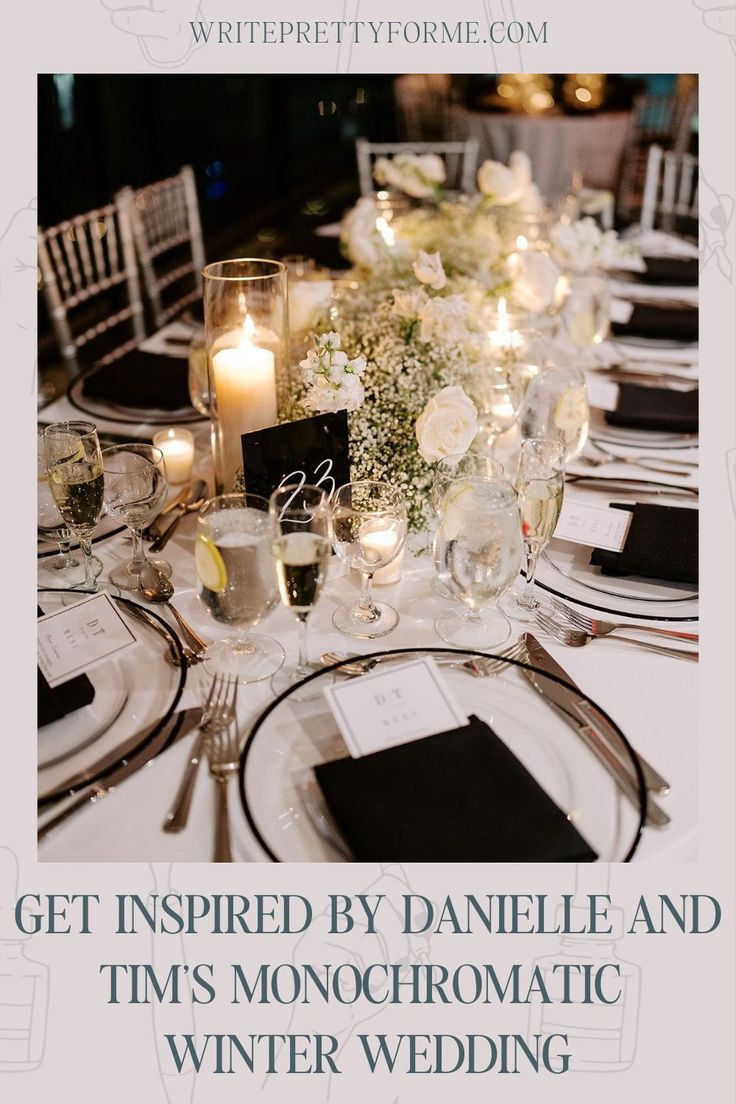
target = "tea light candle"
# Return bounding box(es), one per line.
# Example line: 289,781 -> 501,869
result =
211,314 -> 278,487
153,428 -> 195,484
359,520 -> 405,586
489,297 -> 523,356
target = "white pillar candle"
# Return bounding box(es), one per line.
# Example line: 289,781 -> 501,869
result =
359,520 -> 405,586
153,428 -> 195,484
211,315 -> 278,487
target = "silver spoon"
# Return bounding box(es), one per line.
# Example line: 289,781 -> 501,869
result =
148,479 -> 208,552
139,562 -> 209,658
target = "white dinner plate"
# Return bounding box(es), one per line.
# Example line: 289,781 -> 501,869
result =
38,592 -> 184,797
588,407 -> 698,450
537,479 -> 698,620
236,654 -> 646,863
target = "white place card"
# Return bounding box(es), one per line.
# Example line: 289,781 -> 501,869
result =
586,377 -> 620,412
554,499 -> 633,553
38,592 -> 138,688
323,657 -> 468,758
610,297 -> 635,325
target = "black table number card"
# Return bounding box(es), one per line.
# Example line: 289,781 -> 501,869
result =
241,411 -> 351,503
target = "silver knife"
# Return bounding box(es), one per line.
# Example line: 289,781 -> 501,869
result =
521,634 -> 670,828
38,708 -> 203,840
523,634 -> 670,795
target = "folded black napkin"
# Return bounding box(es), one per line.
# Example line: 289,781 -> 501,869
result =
314,715 -> 597,862
605,383 -> 698,433
37,608 -> 95,727
82,350 -> 193,411
590,503 -> 698,584
611,301 -> 698,342
641,254 -> 699,287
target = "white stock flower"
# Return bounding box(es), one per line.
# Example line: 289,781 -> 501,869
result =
413,249 -> 447,289
510,250 -> 562,313
300,333 -> 365,414
418,295 -> 470,345
415,385 -> 478,464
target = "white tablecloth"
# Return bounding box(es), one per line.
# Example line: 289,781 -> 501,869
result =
447,105 -> 633,199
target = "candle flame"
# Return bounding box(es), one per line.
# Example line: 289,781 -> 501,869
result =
238,311 -> 257,350
376,216 -> 395,248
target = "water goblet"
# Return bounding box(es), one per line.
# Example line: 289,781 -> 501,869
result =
433,478 -> 522,649
330,481 -> 407,639
430,452 -> 505,600
102,444 -> 171,591
195,493 -> 284,682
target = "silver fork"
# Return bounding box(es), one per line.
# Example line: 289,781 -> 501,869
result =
320,641 -> 525,679
581,439 -> 695,478
551,597 -> 699,644
207,678 -> 241,862
536,609 -> 698,661
163,672 -> 237,833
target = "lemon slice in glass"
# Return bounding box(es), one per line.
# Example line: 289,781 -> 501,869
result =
441,479 -> 476,542
195,533 -> 227,592
553,386 -> 588,441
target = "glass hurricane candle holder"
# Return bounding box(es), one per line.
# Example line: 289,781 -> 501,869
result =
203,259 -> 289,493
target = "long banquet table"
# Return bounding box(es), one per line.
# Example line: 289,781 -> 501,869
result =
37,277 -> 700,864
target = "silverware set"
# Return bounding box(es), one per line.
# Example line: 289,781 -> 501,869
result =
580,438 -> 697,478
535,606 -> 698,661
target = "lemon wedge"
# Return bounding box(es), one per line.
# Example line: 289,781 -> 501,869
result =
195,533 -> 227,592
553,386 -> 588,441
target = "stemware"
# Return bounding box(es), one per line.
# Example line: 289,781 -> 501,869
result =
430,452 -> 505,599
474,365 -> 526,457
44,421 -> 104,592
102,444 -> 171,591
195,493 -> 284,681
269,484 -> 331,697
558,271 -> 611,363
520,363 -> 590,461
433,478 -> 522,649
330,481 -> 407,639
187,326 -> 210,416
37,426 -> 102,589
500,438 -> 565,623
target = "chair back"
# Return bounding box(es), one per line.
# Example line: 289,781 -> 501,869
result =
118,164 -> 205,328
38,198 -> 145,374
640,145 -> 699,234
355,138 -> 479,196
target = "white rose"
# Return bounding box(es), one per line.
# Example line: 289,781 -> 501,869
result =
413,153 -> 446,185
340,196 -> 382,269
418,295 -> 469,345
413,249 -> 447,289
375,153 -> 445,199
511,250 -> 562,313
477,160 -> 522,205
509,150 -> 533,188
415,385 -> 479,464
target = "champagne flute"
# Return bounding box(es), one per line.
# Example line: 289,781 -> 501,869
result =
559,271 -> 611,364
330,481 -> 407,639
44,421 -> 104,593
433,478 -> 522,649
430,452 -> 505,599
37,426 -> 102,589
269,484 -> 331,697
102,444 -> 171,591
196,493 -> 284,682
500,438 -> 565,623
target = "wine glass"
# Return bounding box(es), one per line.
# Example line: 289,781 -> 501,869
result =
474,364 -> 526,456
558,271 -> 611,364
500,438 -> 565,623
195,493 -> 284,681
520,363 -> 590,461
433,478 -> 522,649
269,484 -> 331,697
37,426 -> 102,589
430,452 -> 505,599
44,421 -> 105,593
330,481 -> 407,639
102,444 -> 171,591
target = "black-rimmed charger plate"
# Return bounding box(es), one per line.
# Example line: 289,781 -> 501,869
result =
237,648 -> 646,864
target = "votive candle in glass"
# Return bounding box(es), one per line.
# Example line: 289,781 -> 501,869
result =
153,428 -> 195,485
